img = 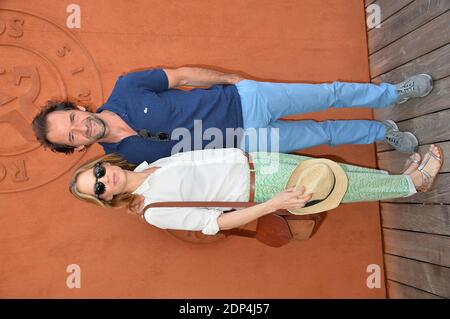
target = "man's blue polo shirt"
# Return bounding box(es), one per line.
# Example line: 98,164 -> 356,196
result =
96,69 -> 243,164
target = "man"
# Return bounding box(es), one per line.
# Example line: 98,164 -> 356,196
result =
32,66 -> 433,164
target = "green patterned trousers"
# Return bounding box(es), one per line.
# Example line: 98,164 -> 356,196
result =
250,152 -> 415,203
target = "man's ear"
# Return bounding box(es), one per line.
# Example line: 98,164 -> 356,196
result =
76,105 -> 86,111
74,145 -> 85,152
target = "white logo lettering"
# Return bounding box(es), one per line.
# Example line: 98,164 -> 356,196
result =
366,264 -> 381,288
366,4 -> 381,29
66,264 -> 81,288
66,4 -> 81,29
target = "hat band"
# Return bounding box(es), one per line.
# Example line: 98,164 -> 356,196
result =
302,178 -> 336,208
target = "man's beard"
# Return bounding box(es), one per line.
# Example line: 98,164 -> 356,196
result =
87,116 -> 106,140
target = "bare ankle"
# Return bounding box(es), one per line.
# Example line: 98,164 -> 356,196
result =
407,171 -> 421,189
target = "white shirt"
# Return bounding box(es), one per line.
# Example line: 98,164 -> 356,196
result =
132,148 -> 250,235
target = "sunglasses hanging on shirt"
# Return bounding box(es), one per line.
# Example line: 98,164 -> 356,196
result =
138,129 -> 170,141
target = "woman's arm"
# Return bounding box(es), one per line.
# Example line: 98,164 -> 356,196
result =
217,186 -> 312,230
135,186 -> 312,234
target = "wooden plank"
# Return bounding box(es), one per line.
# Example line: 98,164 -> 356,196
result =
375,0 -> 414,21
368,0 -> 450,54
374,76 -> 450,122
387,280 -> 444,299
369,11 -> 450,78
365,0 -> 377,7
366,0 -> 415,31
377,141 -> 450,173
382,173 -> 450,204
376,108 -> 450,151
372,44 -> 450,83
399,108 -> 450,144
381,203 -> 450,236
384,254 -> 450,297
383,228 -> 450,267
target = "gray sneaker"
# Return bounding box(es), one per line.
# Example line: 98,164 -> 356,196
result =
383,119 -> 399,131
382,120 -> 418,153
395,74 -> 433,104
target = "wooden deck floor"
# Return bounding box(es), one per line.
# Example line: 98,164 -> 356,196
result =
365,0 -> 450,298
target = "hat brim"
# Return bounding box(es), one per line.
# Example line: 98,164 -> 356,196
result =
285,158 -> 348,215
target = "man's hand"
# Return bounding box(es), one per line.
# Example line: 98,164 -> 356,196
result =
224,73 -> 245,84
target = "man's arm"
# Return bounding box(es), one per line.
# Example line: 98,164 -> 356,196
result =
164,67 -> 244,89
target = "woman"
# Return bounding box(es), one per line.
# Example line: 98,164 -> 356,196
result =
69,145 -> 443,235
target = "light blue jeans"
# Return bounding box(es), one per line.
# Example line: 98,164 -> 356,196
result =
234,80 -> 399,152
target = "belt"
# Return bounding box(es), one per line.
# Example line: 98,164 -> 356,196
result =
245,153 -> 256,203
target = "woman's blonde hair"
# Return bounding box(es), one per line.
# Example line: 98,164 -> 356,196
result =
69,153 -> 145,216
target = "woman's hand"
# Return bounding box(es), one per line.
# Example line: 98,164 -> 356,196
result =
267,186 -> 312,211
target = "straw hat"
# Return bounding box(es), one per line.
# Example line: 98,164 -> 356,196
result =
285,159 -> 348,215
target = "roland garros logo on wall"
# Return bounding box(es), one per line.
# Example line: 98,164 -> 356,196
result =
0,8 -> 103,193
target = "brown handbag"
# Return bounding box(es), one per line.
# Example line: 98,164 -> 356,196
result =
143,202 -> 326,248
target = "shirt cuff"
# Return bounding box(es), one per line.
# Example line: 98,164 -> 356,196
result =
403,174 -> 418,197
201,210 -> 224,235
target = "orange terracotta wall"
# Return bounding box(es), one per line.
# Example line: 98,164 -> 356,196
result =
0,0 -> 385,298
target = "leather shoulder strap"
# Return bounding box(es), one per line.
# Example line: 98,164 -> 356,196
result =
144,201 -> 256,212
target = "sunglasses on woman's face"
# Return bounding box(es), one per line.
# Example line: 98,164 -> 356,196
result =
93,162 -> 106,198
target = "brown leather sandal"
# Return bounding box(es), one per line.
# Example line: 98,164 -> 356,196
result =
403,153 -> 421,174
